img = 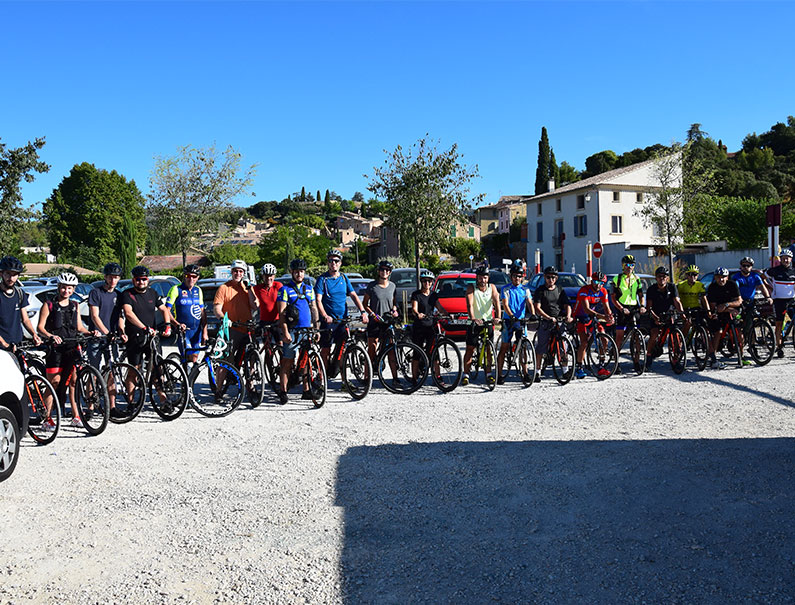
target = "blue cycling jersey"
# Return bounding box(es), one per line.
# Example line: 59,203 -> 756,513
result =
731,271 -> 763,301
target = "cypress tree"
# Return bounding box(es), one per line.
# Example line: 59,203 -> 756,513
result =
324,190 -> 331,204
117,213 -> 137,278
316,190 -> 321,203
535,127 -> 551,194
300,186 -> 306,202
550,149 -> 560,189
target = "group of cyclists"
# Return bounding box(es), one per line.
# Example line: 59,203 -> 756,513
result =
1,244 -> 794,434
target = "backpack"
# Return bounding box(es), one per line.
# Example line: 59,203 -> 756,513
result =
284,283 -> 307,327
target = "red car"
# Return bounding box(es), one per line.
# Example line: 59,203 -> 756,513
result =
432,271 -> 478,337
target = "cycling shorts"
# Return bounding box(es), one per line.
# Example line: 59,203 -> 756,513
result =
575,318 -> 593,336
708,312 -> 733,334
614,305 -> 640,329
773,298 -> 793,322
320,320 -> 347,349
179,328 -> 203,357
366,321 -> 389,341
45,345 -> 79,380
410,326 -> 435,355
125,333 -> 152,367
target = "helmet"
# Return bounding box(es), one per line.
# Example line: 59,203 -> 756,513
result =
0,255 -> 23,273
327,249 -> 342,260
655,266 -> 669,276
57,272 -> 78,286
475,265 -> 489,276
685,264 -> 700,275
509,259 -> 524,275
290,258 -> 307,271
714,267 -> 730,277
260,263 -> 277,276
419,269 -> 435,281
740,256 -> 754,267
543,266 -> 558,276
103,262 -> 122,276
378,260 -> 394,271
231,259 -> 247,271
591,271 -> 606,283
781,249 -> 793,258
621,254 -> 636,265
183,264 -> 201,275
131,265 -> 150,278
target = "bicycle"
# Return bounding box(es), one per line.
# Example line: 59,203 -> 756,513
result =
99,334 -> 146,424
778,299 -> 795,353
323,316 -> 373,401
710,310 -> 743,368
424,316 -> 463,393
739,299 -> 775,366
371,315 -> 428,395
14,342 -> 60,445
282,327 -> 326,407
648,311 -> 687,374
230,321 -> 266,408
497,318 -> 537,387
683,308 -> 710,371
574,318 -> 618,380
465,319 -> 497,391
255,321 -> 283,393
170,327 -> 244,417
534,318 -> 576,385
612,309 -> 647,376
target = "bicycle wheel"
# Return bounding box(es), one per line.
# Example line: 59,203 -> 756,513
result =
628,328 -> 647,375
587,333 -> 618,380
377,342 -> 428,395
748,318 -> 775,366
306,349 -> 327,408
691,326 -> 709,371
150,358 -> 188,421
106,362 -> 146,424
75,365 -> 110,436
189,358 -> 243,417
729,324 -> 743,368
28,357 -> 46,376
473,339 -> 497,391
25,373 -> 60,445
516,339 -> 537,387
0,407 -> 20,482
498,345 -> 514,383
243,348 -> 265,408
551,334 -> 575,385
430,338 -> 462,393
263,345 -> 282,392
668,327 -> 687,375
341,343 -> 373,401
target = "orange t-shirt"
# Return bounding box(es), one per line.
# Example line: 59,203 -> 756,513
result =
213,280 -> 253,331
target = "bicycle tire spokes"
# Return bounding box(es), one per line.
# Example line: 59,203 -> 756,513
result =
189,358 -> 243,417
25,374 -> 60,445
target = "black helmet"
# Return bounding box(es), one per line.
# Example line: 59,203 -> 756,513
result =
655,266 -> 669,276
131,265 -> 150,278
475,265 -> 489,276
740,256 -> 754,267
621,254 -> 636,264
183,264 -> 201,275
290,258 -> 307,271
0,255 -> 24,273
592,271 -> 606,283
509,259 -> 524,275
378,260 -> 394,271
419,269 -> 435,281
543,266 -> 558,276
103,262 -> 122,276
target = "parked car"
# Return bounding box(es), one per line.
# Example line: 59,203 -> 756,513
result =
21,285 -> 89,338
0,349 -> 27,482
606,273 -> 655,294
276,274 -> 316,289
431,271 -> 477,338
389,268 -> 428,315
488,270 -> 510,288
197,278 -> 229,336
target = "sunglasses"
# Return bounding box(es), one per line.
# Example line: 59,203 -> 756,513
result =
740,264 -> 752,268
544,275 -> 557,279
625,263 -> 635,268
185,273 -> 199,278
328,258 -> 341,263
134,277 -> 148,281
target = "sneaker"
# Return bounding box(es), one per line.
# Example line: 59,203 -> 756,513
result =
391,378 -> 404,390
486,375 -> 495,387
160,402 -> 175,415
534,372 -> 541,383
461,374 -> 470,386
41,418 -> 55,432
709,358 -> 726,370
110,407 -> 126,418
614,365 -> 623,375
497,375 -> 505,385
575,367 -> 587,379
597,367 -> 611,378
742,359 -> 752,367
777,348 -> 785,358
70,417 -> 83,428
277,389 -> 288,405
301,390 -> 313,400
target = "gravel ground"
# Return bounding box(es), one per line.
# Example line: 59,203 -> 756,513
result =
2,353 -> 795,604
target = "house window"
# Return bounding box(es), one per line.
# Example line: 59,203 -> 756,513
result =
613,191 -> 620,202
556,198 -> 561,212
577,195 -> 585,210
469,226 -> 474,238
537,202 -> 543,216
536,222 -> 543,242
611,215 -> 623,234
554,219 -> 563,247
636,192 -> 644,203
555,252 -> 563,271
573,215 -> 587,237
652,222 -> 663,238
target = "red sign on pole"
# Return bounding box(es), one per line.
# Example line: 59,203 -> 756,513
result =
767,204 -> 782,227
593,242 -> 603,258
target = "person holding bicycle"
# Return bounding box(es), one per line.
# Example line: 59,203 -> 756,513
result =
362,260 -> 399,360
645,266 -> 684,368
165,264 -> 208,365
496,259 -> 529,384
277,258 -> 319,403
765,249 -> 795,357
705,267 -> 742,370
0,255 -> 41,351
461,266 -> 500,386
316,249 -> 368,370
732,257 -> 771,364
532,266 -> 572,382
37,273 -> 99,427
677,264 -> 708,335
572,272 -> 614,379
611,254 -> 646,368
409,269 -> 441,359
251,263 -> 283,346
213,259 -> 258,365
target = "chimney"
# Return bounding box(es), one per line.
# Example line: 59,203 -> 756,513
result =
547,179 -> 555,192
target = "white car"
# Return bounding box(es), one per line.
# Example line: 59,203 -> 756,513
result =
0,350 -> 26,482
21,285 -> 90,338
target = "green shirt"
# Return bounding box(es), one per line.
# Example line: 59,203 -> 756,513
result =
612,273 -> 643,306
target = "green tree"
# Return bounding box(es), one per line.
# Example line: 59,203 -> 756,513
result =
558,161 -> 580,185
718,197 -> 768,249
316,189 -> 321,203
117,213 -> 138,278
341,199 -> 355,212
324,189 -> 331,203
210,243 -> 261,266
549,150 -> 560,189
535,127 -> 551,195
583,150 -> 618,177
44,162 -> 146,269
0,137 -> 49,253
300,186 -> 306,202
442,237 -> 482,264
148,144 -> 256,267
367,137 -> 483,289
352,191 -> 365,202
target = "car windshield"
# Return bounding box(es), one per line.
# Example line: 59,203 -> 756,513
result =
435,277 -> 476,298
489,271 -> 510,286
390,271 -> 417,287
557,274 -> 586,289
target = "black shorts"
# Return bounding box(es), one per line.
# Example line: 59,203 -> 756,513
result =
125,333 -> 152,367
773,298 -> 793,321
367,321 -> 388,341
227,329 -> 248,365
708,312 -> 733,334
45,345 -> 79,376
466,323 -> 493,348
320,321 -> 347,349
410,326 -> 435,354
615,305 -> 640,329
534,321 -> 556,355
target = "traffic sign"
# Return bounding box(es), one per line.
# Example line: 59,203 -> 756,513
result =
593,242 -> 603,258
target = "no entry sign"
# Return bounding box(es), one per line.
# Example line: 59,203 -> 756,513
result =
593,242 -> 603,258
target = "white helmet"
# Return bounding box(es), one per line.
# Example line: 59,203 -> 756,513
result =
260,263 -> 277,276
57,272 -> 78,286
231,259 -> 247,270
781,249 -> 793,258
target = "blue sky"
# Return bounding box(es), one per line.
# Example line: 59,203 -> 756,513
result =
3,1 -> 794,210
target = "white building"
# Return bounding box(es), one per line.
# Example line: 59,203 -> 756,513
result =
525,157 -> 677,273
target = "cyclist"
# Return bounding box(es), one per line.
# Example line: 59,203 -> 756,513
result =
572,271 -> 613,379
462,265 -> 501,385
251,263 -> 283,347
610,254 -> 646,372
677,264 -> 708,337
165,264 -> 208,365
765,249 -> 795,357
532,265 -> 572,382
732,256 -> 772,364
705,267 -> 742,370
316,249 -> 368,369
645,266 -> 683,367
362,259 -> 399,365
0,255 -> 41,350
277,258 -> 319,403
409,269 -> 443,379
37,273 -> 98,427
213,259 -> 257,366
496,259 -> 530,384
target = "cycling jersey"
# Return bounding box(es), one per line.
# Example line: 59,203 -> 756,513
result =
573,285 -> 610,319
316,272 -> 353,319
766,265 -> 795,299
252,282 -> 282,322
730,271 -> 764,301
165,284 -> 204,331
501,284 -> 528,320
676,280 -> 706,310
646,283 -> 679,315
279,281 -> 315,329
612,273 -> 643,306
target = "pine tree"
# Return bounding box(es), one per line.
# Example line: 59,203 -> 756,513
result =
535,127 -> 551,195
117,213 -> 137,278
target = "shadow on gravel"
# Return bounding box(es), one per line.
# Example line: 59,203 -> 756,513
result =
676,369 -> 795,409
336,439 -> 795,603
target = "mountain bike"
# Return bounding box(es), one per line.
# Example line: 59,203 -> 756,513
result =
282,327 -> 326,407
372,315 -> 428,395
710,311 -> 743,368
230,321 -> 266,408
498,318 -> 537,386
574,318 -> 618,380
423,316 -> 463,393
739,299 -> 775,366
126,329 -> 189,421
256,321 -> 282,392
613,309 -> 647,375
466,319 -> 496,391
323,317 -> 372,401
534,318 -> 576,385
778,300 -> 795,354
14,342 -> 60,445
648,311 -> 687,374
99,334 -> 146,424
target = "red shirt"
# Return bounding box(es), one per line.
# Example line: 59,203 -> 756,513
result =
573,285 -> 610,319
252,282 -> 282,322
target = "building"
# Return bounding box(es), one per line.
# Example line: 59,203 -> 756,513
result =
474,196 -> 529,238
449,217 -> 481,241
336,212 -> 384,245
525,157 -> 677,273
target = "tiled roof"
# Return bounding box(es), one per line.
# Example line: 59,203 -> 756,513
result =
139,254 -> 209,271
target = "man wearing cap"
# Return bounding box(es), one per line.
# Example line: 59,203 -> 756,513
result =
166,264 -> 208,365
213,259 -> 257,365
765,249 -> 795,356
645,266 -> 683,365
0,255 -> 41,350
611,254 -> 646,359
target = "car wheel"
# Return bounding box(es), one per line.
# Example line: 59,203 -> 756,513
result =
0,406 -> 21,482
